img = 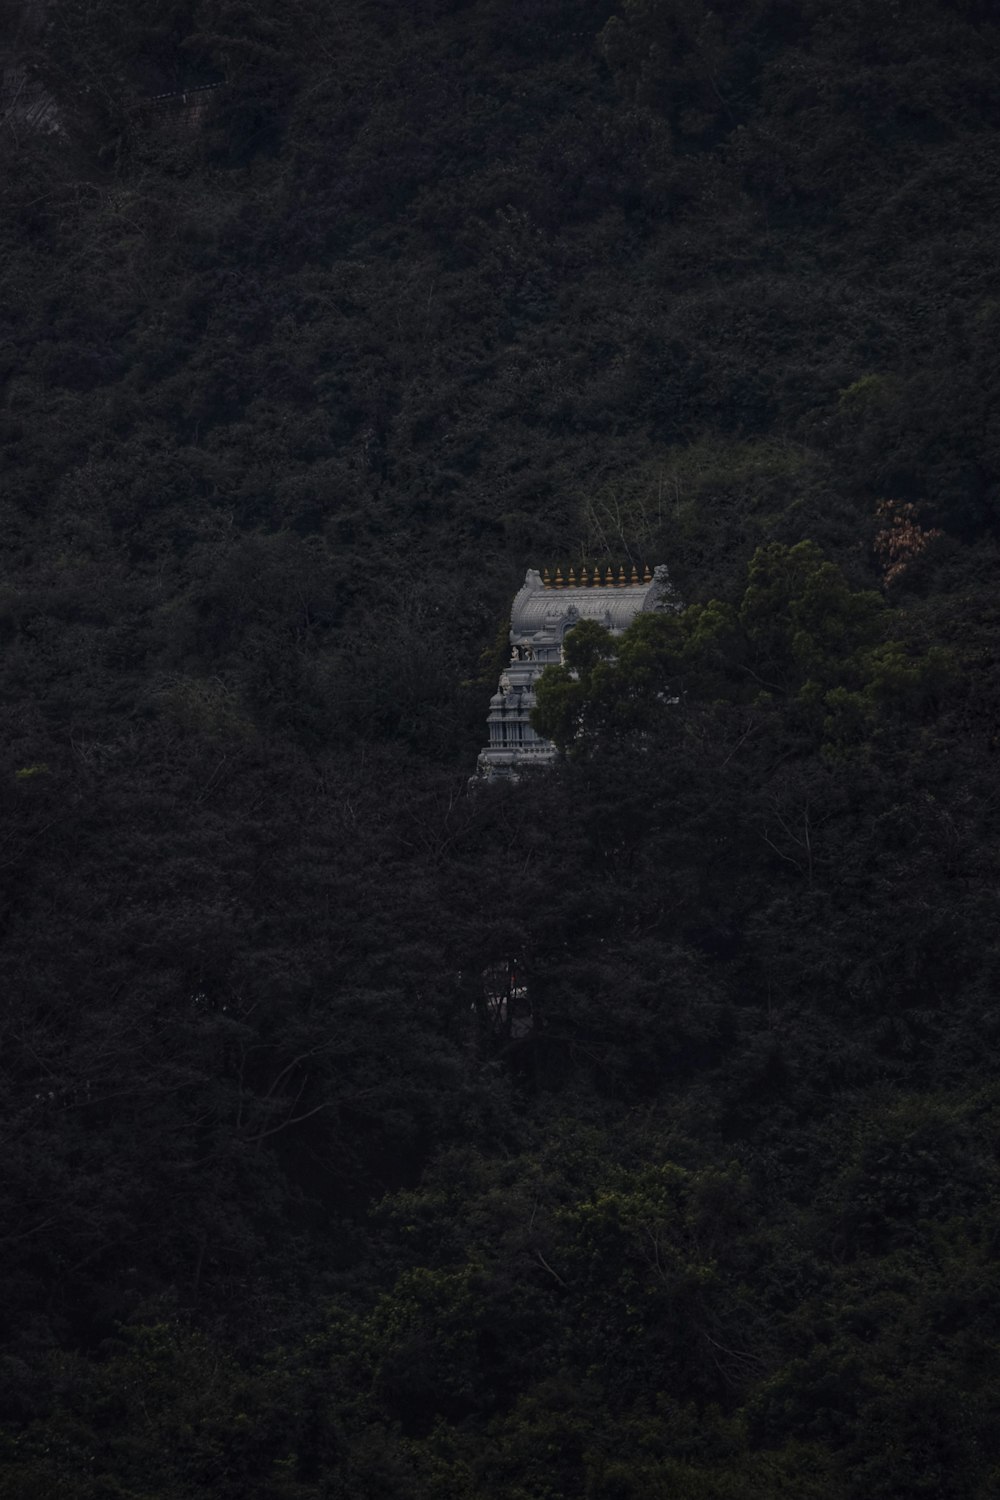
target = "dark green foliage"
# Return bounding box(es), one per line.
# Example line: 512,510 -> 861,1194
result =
533,541 -> 953,751
2,0 -> 1000,1494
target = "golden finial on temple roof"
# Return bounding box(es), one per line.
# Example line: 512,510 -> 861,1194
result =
617,565 -> 626,587
643,564 -> 652,583
580,565 -> 589,586
554,566 -> 564,588
543,567 -> 552,588
605,564 -> 615,586
630,564 -> 639,584
568,566 -> 576,587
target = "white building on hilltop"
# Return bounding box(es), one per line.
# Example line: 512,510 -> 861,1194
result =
477,562 -> 677,779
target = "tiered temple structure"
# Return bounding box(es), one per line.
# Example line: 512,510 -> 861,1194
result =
477,562 -> 677,779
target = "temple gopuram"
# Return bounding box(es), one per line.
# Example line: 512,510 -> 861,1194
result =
477,562 -> 677,779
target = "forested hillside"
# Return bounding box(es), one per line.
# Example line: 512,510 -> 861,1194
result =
2,1 -> 1000,1495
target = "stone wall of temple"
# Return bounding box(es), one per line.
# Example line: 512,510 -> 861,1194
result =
477,563 -> 677,779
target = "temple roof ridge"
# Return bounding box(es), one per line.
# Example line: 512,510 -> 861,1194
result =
511,561 -> 677,640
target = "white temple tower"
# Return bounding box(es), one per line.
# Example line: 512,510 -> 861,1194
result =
477,563 -> 677,779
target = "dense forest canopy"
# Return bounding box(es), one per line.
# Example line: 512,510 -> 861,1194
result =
2,0 -> 1000,1495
